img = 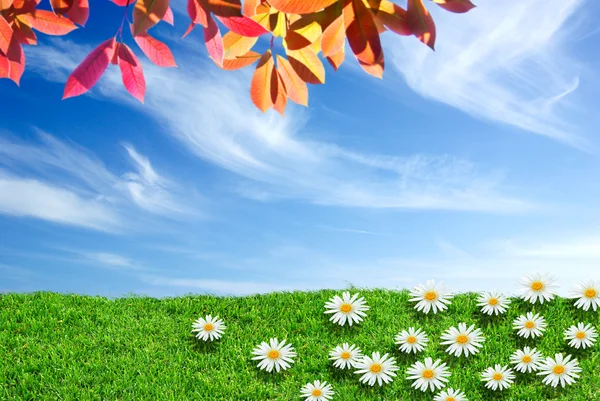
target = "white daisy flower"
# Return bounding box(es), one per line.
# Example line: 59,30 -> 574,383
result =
395,327 -> 429,354
536,353 -> 582,388
564,323 -> 598,349
299,380 -> 334,401
191,315 -> 226,341
481,364 -> 515,391
440,323 -> 485,358
569,279 -> 600,311
329,343 -> 363,369
519,272 -> 559,304
409,280 -> 453,314
406,357 -> 451,392
324,291 -> 369,326
353,352 -> 399,386
251,338 -> 296,373
513,312 -> 547,338
434,387 -> 468,401
510,346 -> 543,373
477,291 -> 510,315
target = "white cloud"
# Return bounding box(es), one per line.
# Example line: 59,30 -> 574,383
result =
388,0 -> 591,149
79,252 -> 141,269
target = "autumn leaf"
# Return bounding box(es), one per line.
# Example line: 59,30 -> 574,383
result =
162,6 -> 174,25
111,0 -> 129,6
276,54 -> 308,106
326,45 -> 345,71
63,37 -> 115,99
117,43 -> 146,103
0,15 -> 13,55
370,0 -> 410,36
111,41 -> 120,64
320,12 -> 344,57
0,53 -> 9,79
132,0 -> 169,36
250,50 -> 274,112
49,0 -> 72,14
432,0 -> 475,14
204,14 -> 224,66
221,50 -> 261,70
218,15 -> 268,37
272,67 -> 287,115
358,51 -> 383,78
5,37 -> 25,85
30,10 -> 78,35
65,0 -> 89,26
12,17 -> 37,45
266,0 -> 337,15
223,31 -> 258,59
407,0 -> 436,49
11,0 -> 39,15
0,0 -> 14,12
207,0 -> 242,17
133,28 -> 177,67
344,0 -> 382,66
285,19 -> 321,51
187,0 -> 208,27
286,47 -> 325,84
242,0 -> 260,16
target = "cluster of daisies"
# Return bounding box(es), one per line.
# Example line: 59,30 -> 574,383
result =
191,275 -> 599,400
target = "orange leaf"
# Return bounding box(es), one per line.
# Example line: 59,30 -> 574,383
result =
266,0 -> 337,14
0,0 -> 14,12
320,13 -> 344,57
220,50 -> 260,70
407,0 -> 436,49
118,43 -> 146,103
31,10 -> 77,35
5,37 -> 25,85
344,0 -> 382,65
204,14 -> 224,66
243,0 -> 259,16
12,17 -> 37,45
276,54 -> 308,106
326,45 -> 344,71
63,38 -> 115,99
131,24 -> 177,67
432,0 -> 475,14
132,0 -> 169,36
370,0 -> 410,36
0,15 -> 13,55
358,51 -> 383,78
286,47 -> 325,84
250,50 -> 274,112
272,67 -> 287,116
50,0 -> 72,14
223,31 -> 258,59
207,0 -> 242,17
65,0 -> 89,26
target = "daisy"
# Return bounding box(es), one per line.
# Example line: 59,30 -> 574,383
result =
406,357 -> 451,392
519,272 -> 559,304
440,323 -> 485,357
537,353 -> 582,388
251,338 -> 296,373
324,291 -> 369,326
477,291 -> 510,315
564,323 -> 598,349
510,346 -> 543,373
409,279 -> 453,314
395,327 -> 429,354
353,352 -> 399,386
569,279 -> 600,311
513,312 -> 547,338
299,380 -> 334,401
481,364 -> 515,391
191,315 -> 226,341
329,343 -> 363,369
434,388 -> 468,401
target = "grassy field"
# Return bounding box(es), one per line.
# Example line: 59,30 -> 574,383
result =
1,289 -> 599,400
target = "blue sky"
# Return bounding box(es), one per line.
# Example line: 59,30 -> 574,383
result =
1,0 -> 600,298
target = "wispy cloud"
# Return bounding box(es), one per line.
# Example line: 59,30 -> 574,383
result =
388,0 -> 591,149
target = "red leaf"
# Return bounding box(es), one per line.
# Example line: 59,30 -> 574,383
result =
188,0 -> 208,27
111,0 -> 130,5
433,0 -> 475,14
0,53 -> 9,78
11,18 -> 37,45
220,50 -> 260,70
217,15 -> 268,37
118,43 -> 146,103
132,0 -> 169,36
266,0 -> 337,14
31,10 -> 77,35
0,15 -> 13,55
111,42 -> 120,64
407,0 -> 436,49
50,0 -> 73,14
204,14 -> 223,66
11,0 -> 40,15
63,38 -> 115,99
5,37 -> 25,85
65,0 -> 89,26
133,29 -> 177,67
162,6 -> 174,25
344,0 -> 382,65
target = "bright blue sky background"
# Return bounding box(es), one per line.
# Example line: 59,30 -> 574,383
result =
1,0 -> 599,297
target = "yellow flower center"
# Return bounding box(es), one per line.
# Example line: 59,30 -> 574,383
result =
407,336 -> 417,344
341,351 -> 351,359
525,321 -> 535,329
370,363 -> 382,373
531,281 -> 544,291
424,291 -> 437,301
553,365 -> 565,374
268,350 -> 280,359
340,303 -> 352,313
203,323 -> 213,331
522,355 -> 532,363
446,398 -> 455,401
488,297 -> 499,305
312,389 -> 322,397
576,331 -> 586,339
493,373 -> 503,381
456,334 -> 468,344
584,288 -> 597,298
422,369 -> 434,379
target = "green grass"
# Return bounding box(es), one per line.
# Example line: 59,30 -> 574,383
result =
1,289 -> 599,400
